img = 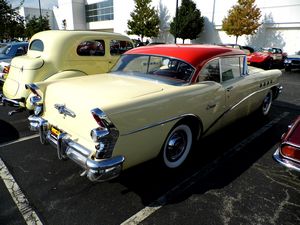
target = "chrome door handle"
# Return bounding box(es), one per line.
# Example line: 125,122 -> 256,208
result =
226,86 -> 233,91
207,103 -> 216,110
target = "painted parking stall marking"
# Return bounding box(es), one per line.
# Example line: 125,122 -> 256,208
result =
0,134 -> 39,148
121,112 -> 290,225
0,157 -> 43,225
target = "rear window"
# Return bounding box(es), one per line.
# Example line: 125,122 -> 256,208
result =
77,40 -> 105,56
30,40 -> 44,51
110,40 -> 133,55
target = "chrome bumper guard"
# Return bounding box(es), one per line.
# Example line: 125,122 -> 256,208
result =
28,115 -> 125,182
274,85 -> 283,100
0,94 -> 26,115
0,93 -> 25,107
273,148 -> 300,173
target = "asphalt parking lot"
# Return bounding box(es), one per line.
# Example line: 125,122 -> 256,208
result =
0,69 -> 300,225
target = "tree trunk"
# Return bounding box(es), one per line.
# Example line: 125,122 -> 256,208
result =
235,36 -> 239,44
183,39 -> 185,44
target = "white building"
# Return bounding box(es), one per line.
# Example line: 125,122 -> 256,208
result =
19,6 -> 58,30
37,0 -> 300,54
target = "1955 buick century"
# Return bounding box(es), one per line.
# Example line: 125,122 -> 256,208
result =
27,45 -> 282,182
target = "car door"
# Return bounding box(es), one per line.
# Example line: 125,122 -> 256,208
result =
220,56 -> 250,126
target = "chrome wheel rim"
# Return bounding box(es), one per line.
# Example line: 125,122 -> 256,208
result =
165,130 -> 187,162
163,124 -> 193,168
262,92 -> 272,115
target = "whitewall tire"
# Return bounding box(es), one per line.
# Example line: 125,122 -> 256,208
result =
162,124 -> 193,168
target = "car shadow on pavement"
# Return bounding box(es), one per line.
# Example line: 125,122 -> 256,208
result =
0,119 -> 19,144
113,104 -> 297,206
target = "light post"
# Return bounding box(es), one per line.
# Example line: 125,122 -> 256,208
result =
175,0 -> 178,44
38,0 -> 42,19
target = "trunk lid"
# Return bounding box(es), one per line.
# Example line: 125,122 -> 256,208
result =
3,56 -> 44,98
42,73 -> 164,145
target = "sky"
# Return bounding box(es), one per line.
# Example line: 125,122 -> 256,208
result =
7,0 -> 58,9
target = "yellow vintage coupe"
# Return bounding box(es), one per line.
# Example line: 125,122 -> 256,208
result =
0,30 -> 133,115
27,45 -> 282,182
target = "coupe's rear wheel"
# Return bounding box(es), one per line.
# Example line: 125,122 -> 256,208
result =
162,124 -> 193,168
261,90 -> 273,116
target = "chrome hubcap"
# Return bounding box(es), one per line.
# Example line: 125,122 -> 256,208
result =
166,130 -> 187,162
262,93 -> 272,114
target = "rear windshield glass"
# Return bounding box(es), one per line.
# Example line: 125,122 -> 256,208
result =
111,54 -> 195,85
29,39 -> 44,51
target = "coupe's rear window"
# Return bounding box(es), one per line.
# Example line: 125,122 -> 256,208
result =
111,54 -> 195,85
30,39 -> 44,51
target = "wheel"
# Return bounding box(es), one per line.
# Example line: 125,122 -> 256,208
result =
264,58 -> 273,70
261,90 -> 273,116
162,124 -> 193,168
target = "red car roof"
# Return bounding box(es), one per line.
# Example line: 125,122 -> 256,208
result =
126,44 -> 245,68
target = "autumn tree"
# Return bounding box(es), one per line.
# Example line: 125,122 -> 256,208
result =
127,0 -> 159,41
170,0 -> 204,44
222,0 -> 261,44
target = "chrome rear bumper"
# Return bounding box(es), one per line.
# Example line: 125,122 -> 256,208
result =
273,148 -> 300,173
28,115 -> 125,182
0,94 -> 26,115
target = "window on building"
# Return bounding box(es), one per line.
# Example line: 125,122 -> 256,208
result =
86,0 -> 114,22
110,40 -> 133,55
77,40 -> 105,56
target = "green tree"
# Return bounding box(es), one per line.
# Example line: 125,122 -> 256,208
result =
127,0 -> 159,41
0,0 -> 25,40
25,15 -> 50,38
222,0 -> 261,44
170,0 -> 204,44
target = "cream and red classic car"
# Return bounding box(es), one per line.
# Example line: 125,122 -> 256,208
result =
273,116 -> 300,172
27,45 -> 282,182
0,30 -> 133,115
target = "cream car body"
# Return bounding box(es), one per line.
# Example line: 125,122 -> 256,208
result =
0,30 -> 133,114
27,45 -> 282,182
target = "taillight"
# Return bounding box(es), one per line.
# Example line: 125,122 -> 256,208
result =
281,144 -> 300,161
91,110 -> 106,128
25,83 -> 41,98
3,65 -> 10,74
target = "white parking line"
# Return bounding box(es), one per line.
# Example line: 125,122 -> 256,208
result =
0,134 -> 39,148
121,112 -> 290,225
0,157 -> 43,225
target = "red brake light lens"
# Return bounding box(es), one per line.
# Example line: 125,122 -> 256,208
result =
3,65 -> 10,74
92,112 -> 106,128
281,145 -> 300,161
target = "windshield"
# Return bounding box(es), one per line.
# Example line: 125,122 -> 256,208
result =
111,54 -> 195,85
0,45 -> 11,55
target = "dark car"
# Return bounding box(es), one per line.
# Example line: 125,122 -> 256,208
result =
273,116 -> 300,173
0,42 -> 28,63
284,51 -> 300,71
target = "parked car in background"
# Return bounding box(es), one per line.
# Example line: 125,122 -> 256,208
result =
0,61 -> 10,85
0,30 -> 133,115
218,44 -> 254,55
247,47 -> 286,70
284,51 -> 300,71
27,44 -> 282,182
0,42 -> 28,63
273,116 -> 300,173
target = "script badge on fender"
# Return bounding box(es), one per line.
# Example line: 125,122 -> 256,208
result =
54,104 -> 76,118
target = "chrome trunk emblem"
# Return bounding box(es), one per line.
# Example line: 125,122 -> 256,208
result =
54,104 -> 76,118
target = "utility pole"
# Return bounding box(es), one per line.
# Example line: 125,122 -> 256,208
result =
175,0 -> 178,44
38,0 -> 42,19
